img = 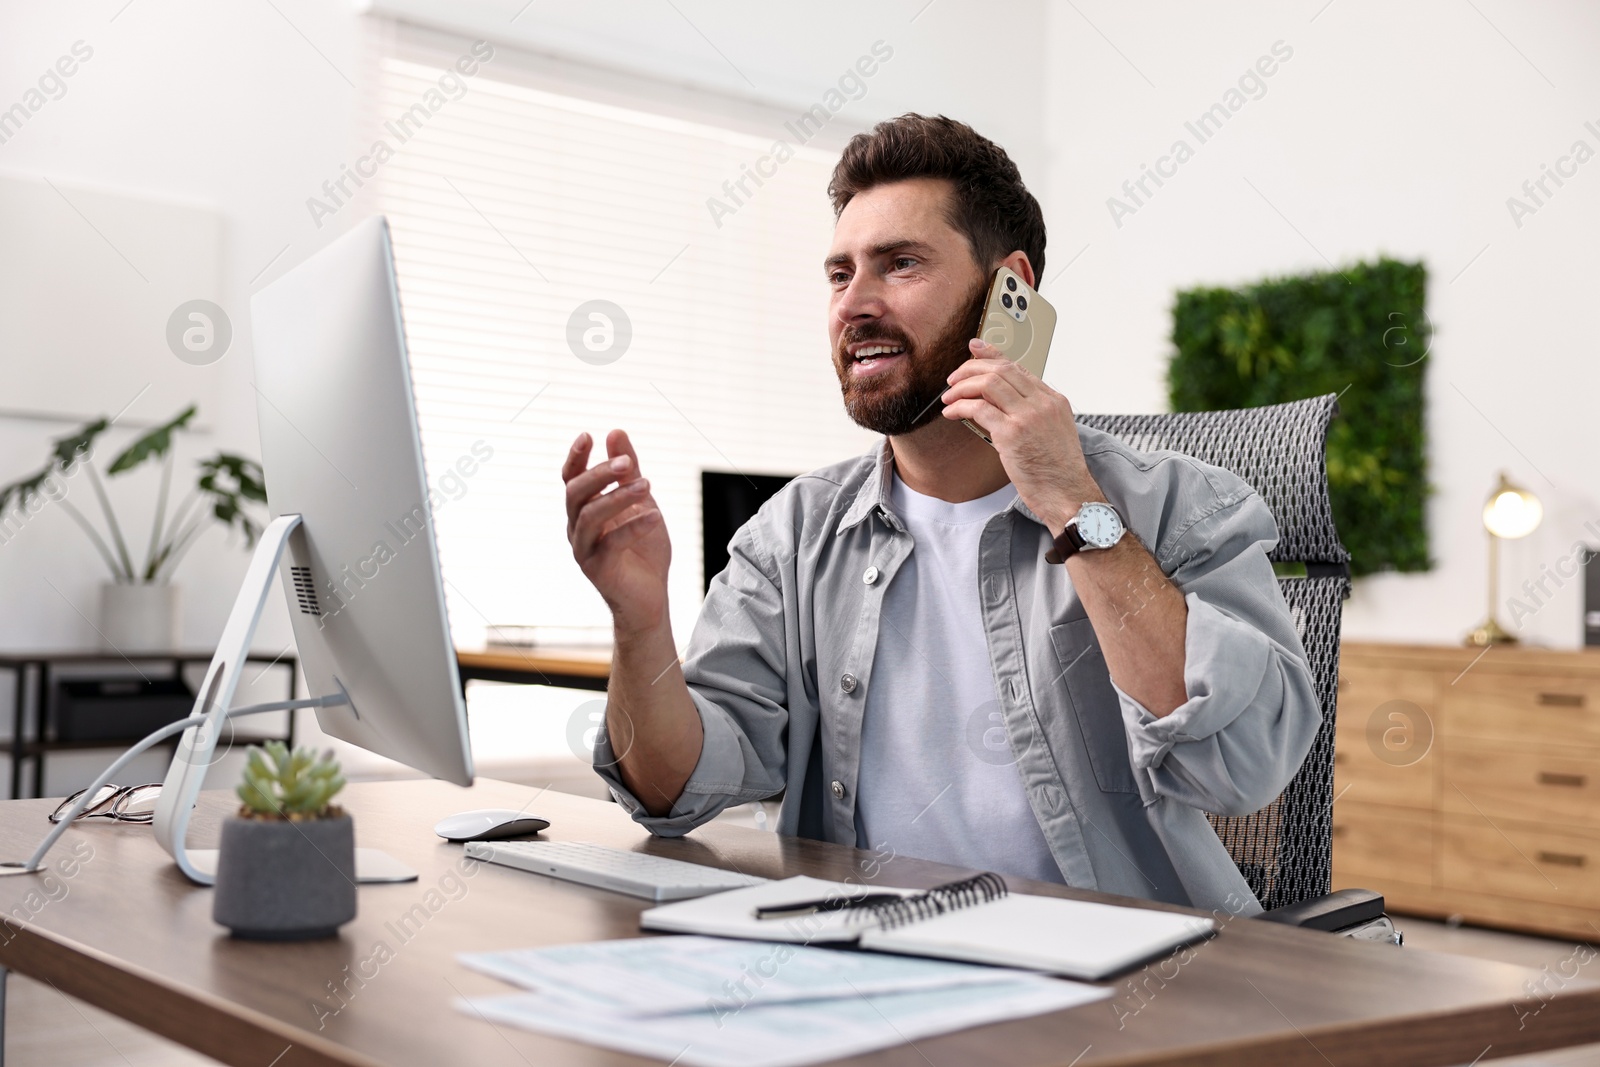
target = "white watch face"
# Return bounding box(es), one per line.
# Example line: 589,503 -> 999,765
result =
1076,503 -> 1123,549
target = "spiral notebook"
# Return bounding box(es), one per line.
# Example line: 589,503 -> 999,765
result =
641,873 -> 1216,981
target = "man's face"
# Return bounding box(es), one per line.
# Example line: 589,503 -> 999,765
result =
825,178 -> 989,436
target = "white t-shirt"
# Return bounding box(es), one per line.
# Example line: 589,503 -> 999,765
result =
852,470 -> 1062,883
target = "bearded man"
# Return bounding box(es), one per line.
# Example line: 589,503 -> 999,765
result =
560,113 -> 1319,914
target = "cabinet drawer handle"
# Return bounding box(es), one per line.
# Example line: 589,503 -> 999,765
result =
1536,851 -> 1586,868
1537,692 -> 1585,708
1538,771 -> 1587,788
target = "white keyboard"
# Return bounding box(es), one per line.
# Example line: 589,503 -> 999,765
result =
464,840 -> 768,901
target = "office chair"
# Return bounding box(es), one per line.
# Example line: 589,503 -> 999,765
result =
1079,393 -> 1399,943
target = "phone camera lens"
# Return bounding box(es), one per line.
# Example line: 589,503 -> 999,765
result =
1017,296 -> 1028,310
1005,277 -> 1018,292
1001,293 -> 1013,308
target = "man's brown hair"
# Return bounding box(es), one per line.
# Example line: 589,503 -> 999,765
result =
828,113 -> 1047,283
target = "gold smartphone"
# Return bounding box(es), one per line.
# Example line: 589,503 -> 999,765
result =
961,265 -> 1058,444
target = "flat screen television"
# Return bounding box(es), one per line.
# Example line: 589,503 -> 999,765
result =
700,470 -> 796,594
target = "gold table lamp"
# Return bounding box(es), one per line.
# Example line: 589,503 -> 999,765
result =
1466,471 -> 1543,646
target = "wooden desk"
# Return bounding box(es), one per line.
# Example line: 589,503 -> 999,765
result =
2,778 -> 1599,1067
456,646 -> 611,692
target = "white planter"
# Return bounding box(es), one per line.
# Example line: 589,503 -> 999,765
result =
98,582 -> 181,652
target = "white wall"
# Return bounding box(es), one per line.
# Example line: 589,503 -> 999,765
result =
365,0 -> 1051,183
391,0 -> 1600,648
3,0 -> 1594,795
0,0 -> 366,656
1041,0 -> 1600,648
0,0 -> 368,785
0,0 -> 1049,785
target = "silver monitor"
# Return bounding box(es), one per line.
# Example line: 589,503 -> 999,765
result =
151,216 -> 473,884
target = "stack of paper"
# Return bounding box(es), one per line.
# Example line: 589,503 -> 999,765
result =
454,936 -> 1108,1067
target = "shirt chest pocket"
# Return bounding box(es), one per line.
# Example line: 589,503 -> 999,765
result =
1047,619 -> 1140,795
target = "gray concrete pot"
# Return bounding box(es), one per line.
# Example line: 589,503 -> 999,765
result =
212,812 -> 357,940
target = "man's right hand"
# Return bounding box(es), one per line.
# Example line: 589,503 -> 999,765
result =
563,429 -> 671,636
562,428 -> 702,817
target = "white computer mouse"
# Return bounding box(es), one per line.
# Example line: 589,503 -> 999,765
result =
434,809 -> 551,842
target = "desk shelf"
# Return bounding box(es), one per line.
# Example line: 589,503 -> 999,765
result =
0,650 -> 297,799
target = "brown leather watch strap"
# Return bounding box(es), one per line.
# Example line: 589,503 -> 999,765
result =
1045,523 -> 1087,565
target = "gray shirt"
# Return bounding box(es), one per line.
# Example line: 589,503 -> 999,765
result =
593,427 -> 1322,915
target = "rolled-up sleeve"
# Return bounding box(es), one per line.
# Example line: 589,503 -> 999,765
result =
591,516 -> 791,835
1113,490 -> 1322,817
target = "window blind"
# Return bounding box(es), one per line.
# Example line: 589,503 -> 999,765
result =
364,25 -> 877,648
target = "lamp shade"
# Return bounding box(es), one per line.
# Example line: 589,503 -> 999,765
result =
1482,472 -> 1542,539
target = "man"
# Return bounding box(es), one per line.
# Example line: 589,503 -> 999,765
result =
561,114 -> 1320,914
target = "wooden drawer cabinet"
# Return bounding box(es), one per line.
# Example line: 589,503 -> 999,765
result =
1334,642 -> 1600,940
1332,664 -> 1436,810
1332,801 -> 1433,885
1442,670 -> 1600,748
1331,743 -> 1434,810
1440,741 -> 1600,829
1438,818 -> 1600,908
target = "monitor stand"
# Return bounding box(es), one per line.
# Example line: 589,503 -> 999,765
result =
150,513 -> 418,886
183,848 -> 419,883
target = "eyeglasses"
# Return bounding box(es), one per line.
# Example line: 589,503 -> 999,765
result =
48,784 -> 162,825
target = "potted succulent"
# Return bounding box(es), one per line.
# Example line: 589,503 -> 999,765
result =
0,405 -> 266,651
213,742 -> 357,940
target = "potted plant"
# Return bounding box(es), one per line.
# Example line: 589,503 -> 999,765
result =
213,741 -> 356,940
0,405 -> 266,651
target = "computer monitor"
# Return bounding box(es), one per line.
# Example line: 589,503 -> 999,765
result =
151,216 -> 473,884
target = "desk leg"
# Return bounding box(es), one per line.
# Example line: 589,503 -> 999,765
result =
9,666 -> 24,802
1,963 -> 9,1066
30,663 -> 48,800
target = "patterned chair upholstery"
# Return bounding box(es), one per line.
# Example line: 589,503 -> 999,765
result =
1078,393 -> 1351,912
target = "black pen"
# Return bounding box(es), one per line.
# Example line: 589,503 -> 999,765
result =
753,893 -> 904,919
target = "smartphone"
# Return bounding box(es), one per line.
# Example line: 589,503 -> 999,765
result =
962,265 -> 1058,444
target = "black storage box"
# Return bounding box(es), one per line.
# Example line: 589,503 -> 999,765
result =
54,677 -> 197,742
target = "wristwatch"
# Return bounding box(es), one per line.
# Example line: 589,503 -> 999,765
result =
1045,502 -> 1126,564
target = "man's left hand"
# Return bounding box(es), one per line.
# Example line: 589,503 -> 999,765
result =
940,337 -> 1101,536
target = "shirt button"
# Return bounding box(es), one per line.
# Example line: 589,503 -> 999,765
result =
831,780 -> 845,799
863,566 -> 879,585
840,673 -> 858,694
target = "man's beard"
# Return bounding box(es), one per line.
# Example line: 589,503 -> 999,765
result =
833,273 -> 990,437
